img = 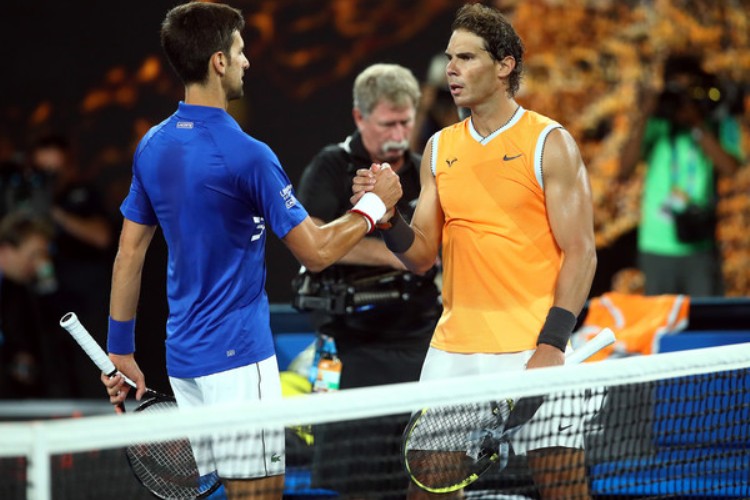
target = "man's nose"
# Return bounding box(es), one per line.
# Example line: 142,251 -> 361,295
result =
390,123 -> 409,140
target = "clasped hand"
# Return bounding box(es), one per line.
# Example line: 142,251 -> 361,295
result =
350,162 -> 402,224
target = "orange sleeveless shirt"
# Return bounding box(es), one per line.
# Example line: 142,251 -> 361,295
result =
431,107 -> 563,353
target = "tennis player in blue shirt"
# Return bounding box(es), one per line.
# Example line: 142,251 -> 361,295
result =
100,3 -> 401,499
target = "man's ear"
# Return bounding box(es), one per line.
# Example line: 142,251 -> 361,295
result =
211,51 -> 226,77
353,108 -> 365,129
496,55 -> 516,79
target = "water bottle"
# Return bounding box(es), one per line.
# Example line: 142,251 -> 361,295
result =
312,336 -> 342,393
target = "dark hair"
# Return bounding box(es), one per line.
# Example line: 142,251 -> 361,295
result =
0,212 -> 53,248
160,2 -> 245,85
452,3 -> 524,97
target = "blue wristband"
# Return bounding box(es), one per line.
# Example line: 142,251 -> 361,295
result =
108,316 -> 136,354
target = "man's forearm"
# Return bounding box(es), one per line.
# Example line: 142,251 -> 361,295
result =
338,236 -> 407,269
553,248 -> 597,317
109,251 -> 145,320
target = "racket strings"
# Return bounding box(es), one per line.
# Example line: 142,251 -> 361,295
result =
404,401 -> 508,490
126,399 -> 210,499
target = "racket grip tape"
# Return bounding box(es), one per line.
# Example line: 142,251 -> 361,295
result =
59,312 -> 137,389
565,327 -> 615,365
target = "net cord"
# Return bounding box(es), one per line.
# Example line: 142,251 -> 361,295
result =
1,341 -> 749,500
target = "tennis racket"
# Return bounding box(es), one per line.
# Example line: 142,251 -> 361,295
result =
59,312 -> 221,499
402,327 -> 616,494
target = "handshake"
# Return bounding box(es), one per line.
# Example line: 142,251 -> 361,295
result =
348,163 -> 402,232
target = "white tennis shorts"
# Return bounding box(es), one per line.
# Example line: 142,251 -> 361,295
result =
169,355 -> 285,479
419,347 -> 601,454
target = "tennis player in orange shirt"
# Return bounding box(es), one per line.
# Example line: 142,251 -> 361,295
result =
353,3 -> 597,499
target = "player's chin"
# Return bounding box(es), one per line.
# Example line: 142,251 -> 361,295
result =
451,93 -> 470,108
228,87 -> 244,101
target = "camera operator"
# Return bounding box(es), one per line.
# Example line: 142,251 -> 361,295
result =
294,63 -> 441,498
619,54 -> 743,296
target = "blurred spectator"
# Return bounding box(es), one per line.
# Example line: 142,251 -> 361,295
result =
26,134 -> 115,398
0,212 -> 53,398
611,267 -> 646,295
619,54 -> 744,296
0,159 -> 28,219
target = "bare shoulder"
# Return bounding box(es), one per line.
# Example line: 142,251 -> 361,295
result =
542,127 -> 585,180
545,127 -> 582,161
419,134 -> 437,179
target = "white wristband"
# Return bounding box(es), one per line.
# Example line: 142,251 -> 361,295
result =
350,192 -> 387,234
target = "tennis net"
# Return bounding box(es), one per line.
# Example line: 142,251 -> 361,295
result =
1,341 -> 749,499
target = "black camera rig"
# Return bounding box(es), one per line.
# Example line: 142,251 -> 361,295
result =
292,267 -> 435,315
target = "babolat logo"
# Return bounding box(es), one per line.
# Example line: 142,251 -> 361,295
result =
251,217 -> 265,242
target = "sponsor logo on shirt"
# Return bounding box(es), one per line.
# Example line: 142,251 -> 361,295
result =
176,121 -> 194,129
280,184 -> 298,209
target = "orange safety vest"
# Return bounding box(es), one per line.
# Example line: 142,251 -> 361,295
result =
577,292 -> 690,360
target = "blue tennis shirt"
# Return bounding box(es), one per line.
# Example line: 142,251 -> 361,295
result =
121,102 -> 308,378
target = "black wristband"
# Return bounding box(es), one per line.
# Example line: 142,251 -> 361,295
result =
382,211 -> 415,253
536,306 -> 577,352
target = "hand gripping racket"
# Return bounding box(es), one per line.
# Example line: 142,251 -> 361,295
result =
402,327 -> 616,494
59,312 -> 221,499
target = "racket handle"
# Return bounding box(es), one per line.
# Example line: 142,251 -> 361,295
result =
566,327 -> 615,365
59,312 -> 137,389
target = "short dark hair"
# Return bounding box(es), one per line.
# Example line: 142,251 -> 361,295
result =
0,212 -> 53,248
160,2 -> 245,85
452,3 -> 524,97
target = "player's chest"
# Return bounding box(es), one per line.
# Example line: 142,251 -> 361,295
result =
436,143 -> 537,217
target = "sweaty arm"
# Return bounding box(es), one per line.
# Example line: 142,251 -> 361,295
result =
527,128 -> 597,369
351,137 -> 444,275
103,218 -> 156,407
284,166 -> 403,272
309,216 -> 405,269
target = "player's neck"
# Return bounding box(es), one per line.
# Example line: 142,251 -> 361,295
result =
184,83 -> 230,110
470,97 -> 519,138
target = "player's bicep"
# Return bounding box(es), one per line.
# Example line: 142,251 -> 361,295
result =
282,216 -> 320,262
118,219 -> 157,257
542,129 -> 594,254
